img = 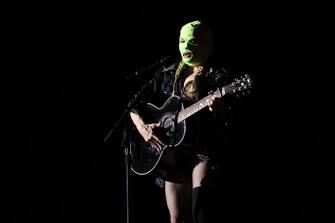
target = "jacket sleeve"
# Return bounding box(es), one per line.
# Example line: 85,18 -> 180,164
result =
129,67 -> 169,123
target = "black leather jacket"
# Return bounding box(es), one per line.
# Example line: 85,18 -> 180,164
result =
131,61 -> 236,160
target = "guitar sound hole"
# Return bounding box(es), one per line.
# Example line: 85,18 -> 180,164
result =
164,120 -> 174,137
161,115 -> 175,137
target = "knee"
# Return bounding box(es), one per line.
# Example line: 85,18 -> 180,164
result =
169,209 -> 192,223
169,215 -> 182,223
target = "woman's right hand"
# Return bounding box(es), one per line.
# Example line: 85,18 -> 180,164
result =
137,122 -> 165,151
130,112 -> 165,151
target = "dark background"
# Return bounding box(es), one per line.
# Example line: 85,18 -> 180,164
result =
2,2 -> 332,223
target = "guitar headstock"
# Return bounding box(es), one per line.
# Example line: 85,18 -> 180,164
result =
225,73 -> 252,95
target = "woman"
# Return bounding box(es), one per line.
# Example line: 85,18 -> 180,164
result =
130,20 -> 236,223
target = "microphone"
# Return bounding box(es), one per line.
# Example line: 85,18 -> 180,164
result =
159,56 -> 174,64
126,56 -> 175,80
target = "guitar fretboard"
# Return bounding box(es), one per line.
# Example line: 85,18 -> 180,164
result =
177,88 -> 224,123
176,74 -> 251,123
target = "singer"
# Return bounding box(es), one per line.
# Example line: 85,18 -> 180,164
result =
128,20 -> 250,223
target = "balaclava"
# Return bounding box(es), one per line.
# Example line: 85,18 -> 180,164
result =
179,20 -> 213,67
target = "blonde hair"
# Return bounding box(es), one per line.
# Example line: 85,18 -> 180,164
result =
172,60 -> 186,95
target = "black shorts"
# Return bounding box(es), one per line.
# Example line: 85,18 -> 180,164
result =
163,145 -> 210,183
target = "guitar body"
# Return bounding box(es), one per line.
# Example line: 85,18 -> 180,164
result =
130,73 -> 252,177
130,95 -> 186,177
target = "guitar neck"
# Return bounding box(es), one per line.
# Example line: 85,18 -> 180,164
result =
177,88 -> 225,123
176,73 -> 251,123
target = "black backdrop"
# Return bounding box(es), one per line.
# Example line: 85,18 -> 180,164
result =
2,2 -> 331,222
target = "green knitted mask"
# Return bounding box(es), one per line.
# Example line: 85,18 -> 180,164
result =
179,20 -> 213,67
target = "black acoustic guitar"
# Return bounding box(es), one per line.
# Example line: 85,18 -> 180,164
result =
130,74 -> 252,177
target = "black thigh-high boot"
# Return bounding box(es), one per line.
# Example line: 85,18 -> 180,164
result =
192,186 -> 207,223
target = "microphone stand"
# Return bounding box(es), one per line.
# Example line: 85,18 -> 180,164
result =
120,121 -> 133,223
104,58 -> 167,223
104,56 -> 172,142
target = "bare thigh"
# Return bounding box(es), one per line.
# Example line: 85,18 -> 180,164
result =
165,179 -> 192,221
192,160 -> 209,188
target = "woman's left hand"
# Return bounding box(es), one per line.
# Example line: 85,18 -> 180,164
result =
207,96 -> 224,112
